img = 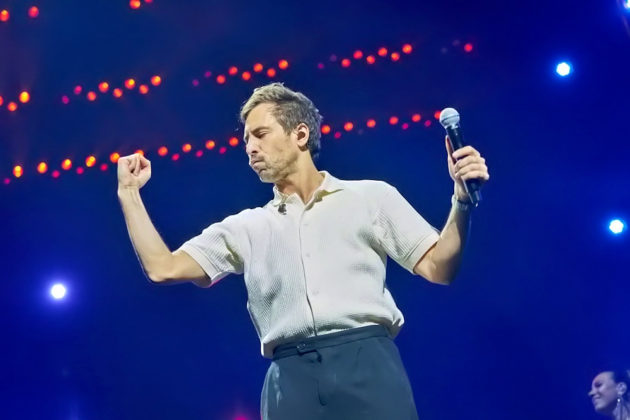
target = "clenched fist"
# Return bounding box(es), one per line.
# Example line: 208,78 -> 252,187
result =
117,153 -> 151,189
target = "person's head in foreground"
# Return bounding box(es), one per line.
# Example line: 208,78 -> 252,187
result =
239,82 -> 323,184
590,370 -> 630,418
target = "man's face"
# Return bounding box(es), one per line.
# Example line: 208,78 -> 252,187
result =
244,103 -> 299,183
589,372 -> 619,414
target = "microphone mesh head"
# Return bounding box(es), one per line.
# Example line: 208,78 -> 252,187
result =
439,108 -> 460,128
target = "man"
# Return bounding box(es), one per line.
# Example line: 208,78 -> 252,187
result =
117,83 -> 489,419
590,370 -> 630,419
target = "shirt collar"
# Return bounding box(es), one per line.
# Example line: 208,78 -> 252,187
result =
271,171 -> 343,206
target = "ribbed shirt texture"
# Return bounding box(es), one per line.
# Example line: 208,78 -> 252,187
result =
178,171 -> 440,358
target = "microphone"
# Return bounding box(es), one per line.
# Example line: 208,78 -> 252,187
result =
439,108 -> 482,206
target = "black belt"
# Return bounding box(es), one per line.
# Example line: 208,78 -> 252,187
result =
272,325 -> 390,360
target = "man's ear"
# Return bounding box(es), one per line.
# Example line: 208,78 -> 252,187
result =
294,123 -> 310,149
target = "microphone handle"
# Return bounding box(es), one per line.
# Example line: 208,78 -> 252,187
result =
445,124 -> 482,206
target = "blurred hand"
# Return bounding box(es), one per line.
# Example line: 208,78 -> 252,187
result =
445,136 -> 490,201
117,153 -> 151,190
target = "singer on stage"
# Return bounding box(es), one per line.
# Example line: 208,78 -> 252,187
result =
117,83 -> 490,420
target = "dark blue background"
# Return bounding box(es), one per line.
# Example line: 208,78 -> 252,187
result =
1,1 -> 629,418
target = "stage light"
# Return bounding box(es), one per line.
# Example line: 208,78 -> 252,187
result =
37,162 -> 48,174
98,82 -> 109,93
125,78 -> 136,89
138,84 -> 149,94
402,44 -> 413,54
52,170 -> 60,178
205,140 -> 216,150
267,68 -> 276,77
129,0 -> 141,9
624,0 -> 630,10
109,152 -> 120,163
253,63 -> 263,73
182,143 -> 192,153
28,6 -> 39,18
242,71 -> 252,81
353,50 -> 363,59
464,43 -> 473,53
19,91 -> 30,103
228,66 -> 238,76
278,59 -> 289,70
195,150 -> 203,157
113,88 -> 123,98
73,85 -> 82,95
219,147 -> 227,154
151,75 -> 161,86
366,119 -> 376,128
389,116 -> 399,125
86,91 -> 97,101
556,62 -> 572,77
609,219 -> 626,234
61,159 -> 72,170
341,58 -> 351,68
366,55 -> 375,64
76,167 -> 84,174
158,146 -> 168,156
50,283 -> 67,300
377,47 -> 388,57
99,164 -> 108,171
13,166 -> 23,178
321,125 -> 331,135
61,95 -> 70,104
433,110 -> 441,120
85,156 -> 96,167
229,137 -> 239,147
412,113 -> 421,122
0,10 -> 9,22
7,102 -> 17,112
216,75 -> 226,84
344,122 -> 354,131
390,52 -> 400,61
0,96 -> 3,106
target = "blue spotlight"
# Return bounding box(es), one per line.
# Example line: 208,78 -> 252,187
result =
556,62 -> 572,77
50,283 -> 67,300
623,0 -> 630,10
609,219 -> 626,235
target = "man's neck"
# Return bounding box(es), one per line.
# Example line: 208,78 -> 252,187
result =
275,162 -> 324,204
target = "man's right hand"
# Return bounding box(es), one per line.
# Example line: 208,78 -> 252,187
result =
117,153 -> 151,190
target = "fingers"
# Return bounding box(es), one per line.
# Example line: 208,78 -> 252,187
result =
456,163 -> 490,181
452,145 -> 480,160
454,155 -> 486,172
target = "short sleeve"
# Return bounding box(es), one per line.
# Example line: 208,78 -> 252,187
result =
373,184 -> 440,273
177,214 -> 245,285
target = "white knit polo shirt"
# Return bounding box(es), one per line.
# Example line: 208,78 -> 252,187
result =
178,171 -> 440,358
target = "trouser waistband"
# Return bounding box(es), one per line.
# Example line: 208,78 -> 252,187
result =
272,325 -> 390,360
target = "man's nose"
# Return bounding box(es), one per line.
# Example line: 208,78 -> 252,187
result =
588,388 -> 596,397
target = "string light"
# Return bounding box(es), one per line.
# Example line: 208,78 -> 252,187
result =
138,84 -> 149,94
28,6 -> 39,19
7,102 -> 17,112
228,66 -> 238,76
19,91 -> 30,103
464,43 -> 473,53
278,59 -> 289,70
13,166 -> 23,178
61,159 -> 72,170
341,59 -> 351,68
129,0 -> 141,9
0,10 -> 9,22
366,119 -> 376,128
366,55 -> 375,65
125,79 -> 136,89
253,63 -> 263,73
86,91 -> 97,101
205,140 -> 216,150
85,156 -> 96,167
377,47 -> 388,57
109,153 -> 120,163
113,88 -> 123,98
353,50 -> 363,60
266,68 -> 277,77
37,162 -> 48,174
182,144 -> 192,153
242,71 -> 252,81
150,75 -> 162,86
158,146 -> 168,156
229,137 -> 239,147
402,44 -> 413,54
216,75 -> 226,84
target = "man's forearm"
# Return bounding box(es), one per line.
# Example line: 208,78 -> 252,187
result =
118,187 -> 174,282
430,198 -> 471,284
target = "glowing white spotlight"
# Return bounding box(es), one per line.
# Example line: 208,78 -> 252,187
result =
609,219 -> 626,235
50,283 -> 67,300
556,62 -> 572,77
624,0 -> 630,10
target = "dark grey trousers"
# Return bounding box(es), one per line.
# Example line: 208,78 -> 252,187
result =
261,325 -> 419,420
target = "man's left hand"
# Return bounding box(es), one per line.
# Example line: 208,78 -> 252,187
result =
445,136 -> 490,202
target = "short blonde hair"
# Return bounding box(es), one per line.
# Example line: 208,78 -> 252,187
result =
240,83 -> 323,159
